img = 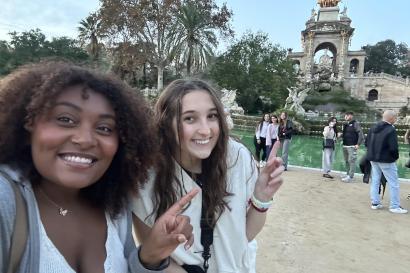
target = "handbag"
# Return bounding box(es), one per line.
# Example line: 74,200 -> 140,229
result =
0,170 -> 28,273
323,138 -> 335,149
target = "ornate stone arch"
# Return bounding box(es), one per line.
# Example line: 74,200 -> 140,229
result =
368,89 -> 378,101
349,58 -> 359,73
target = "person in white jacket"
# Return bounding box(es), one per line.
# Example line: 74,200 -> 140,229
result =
266,115 -> 279,159
322,117 -> 338,179
132,79 -> 285,273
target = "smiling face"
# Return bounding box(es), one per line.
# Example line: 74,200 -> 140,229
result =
271,116 -> 278,124
264,114 -> 270,122
174,89 -> 220,172
27,85 -> 119,190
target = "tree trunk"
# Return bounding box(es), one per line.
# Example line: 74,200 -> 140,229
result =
157,65 -> 164,91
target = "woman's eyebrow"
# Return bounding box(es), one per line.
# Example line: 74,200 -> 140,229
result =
54,102 -> 116,120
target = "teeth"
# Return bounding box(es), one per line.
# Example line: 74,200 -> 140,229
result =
62,155 -> 93,164
195,139 -> 210,145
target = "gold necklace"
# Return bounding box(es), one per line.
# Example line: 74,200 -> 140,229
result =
38,188 -> 70,216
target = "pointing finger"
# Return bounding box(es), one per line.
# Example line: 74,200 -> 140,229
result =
165,188 -> 200,216
268,140 -> 281,162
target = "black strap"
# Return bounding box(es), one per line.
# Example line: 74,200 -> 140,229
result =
200,202 -> 213,272
195,175 -> 214,273
0,170 -> 28,273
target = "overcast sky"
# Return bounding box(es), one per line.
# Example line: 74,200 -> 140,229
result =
1,0 -> 409,53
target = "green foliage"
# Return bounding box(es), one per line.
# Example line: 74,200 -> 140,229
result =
399,106 -> 410,117
0,29 -> 89,76
363,39 -> 409,77
78,12 -> 105,60
173,1 -> 233,75
302,89 -> 373,114
208,32 -> 297,114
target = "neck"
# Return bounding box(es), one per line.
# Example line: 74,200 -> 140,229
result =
174,152 -> 202,174
36,180 -> 82,206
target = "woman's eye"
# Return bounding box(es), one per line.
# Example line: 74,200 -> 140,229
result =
184,116 -> 195,123
57,116 -> 75,124
97,126 -> 114,134
208,113 -> 219,120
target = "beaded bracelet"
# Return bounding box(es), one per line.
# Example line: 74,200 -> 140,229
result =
249,194 -> 273,212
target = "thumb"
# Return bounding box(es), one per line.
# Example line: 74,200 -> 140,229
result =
167,233 -> 187,245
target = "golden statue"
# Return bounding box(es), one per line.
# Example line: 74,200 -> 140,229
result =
317,0 -> 340,8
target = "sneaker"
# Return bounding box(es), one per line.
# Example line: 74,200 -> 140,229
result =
389,207 -> 408,214
340,174 -> 349,179
323,173 -> 334,179
371,203 -> 383,210
341,176 -> 353,183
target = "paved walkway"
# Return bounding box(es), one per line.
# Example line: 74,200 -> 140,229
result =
256,168 -> 410,273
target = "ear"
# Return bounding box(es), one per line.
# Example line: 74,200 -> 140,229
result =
24,119 -> 34,132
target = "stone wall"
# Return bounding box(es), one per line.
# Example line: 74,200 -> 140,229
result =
344,73 -> 410,111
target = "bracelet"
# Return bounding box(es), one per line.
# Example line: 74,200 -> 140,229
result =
249,200 -> 269,212
249,194 -> 273,212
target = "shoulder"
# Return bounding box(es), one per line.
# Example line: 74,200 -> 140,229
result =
0,170 -> 16,213
227,138 -> 255,169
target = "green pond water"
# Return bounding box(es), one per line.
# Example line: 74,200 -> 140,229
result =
232,131 -> 410,179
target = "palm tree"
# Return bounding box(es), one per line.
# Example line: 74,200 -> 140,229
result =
78,13 -> 104,60
175,3 -> 217,75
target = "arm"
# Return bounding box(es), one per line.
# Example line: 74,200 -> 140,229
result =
255,124 -> 261,140
355,122 -> 365,146
266,125 -> 272,146
388,129 -> 399,161
133,216 -> 187,273
323,126 -> 331,138
0,174 -> 17,273
284,121 -> 293,138
405,129 -> 410,144
246,141 -> 284,240
133,189 -> 198,270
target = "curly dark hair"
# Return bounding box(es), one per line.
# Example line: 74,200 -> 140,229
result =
0,61 -> 157,217
153,79 -> 230,226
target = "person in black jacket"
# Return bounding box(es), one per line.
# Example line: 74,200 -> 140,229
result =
340,111 -> 364,182
278,111 -> 293,171
366,110 -> 407,214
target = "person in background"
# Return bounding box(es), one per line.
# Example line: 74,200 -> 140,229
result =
278,112 -> 293,171
322,117 -> 338,179
131,79 -> 284,273
340,111 -> 364,182
0,62 -> 197,273
266,115 -> 279,160
404,129 -> 410,199
366,110 -> 407,214
254,113 -> 270,167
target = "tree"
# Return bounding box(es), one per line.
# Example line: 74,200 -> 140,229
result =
364,39 -> 409,77
174,1 -> 233,75
0,29 -> 89,75
0,41 -> 12,75
97,0 -> 233,89
209,32 -> 296,113
78,12 -> 105,60
98,0 -> 182,90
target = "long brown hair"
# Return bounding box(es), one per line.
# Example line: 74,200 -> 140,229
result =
153,79 -> 230,226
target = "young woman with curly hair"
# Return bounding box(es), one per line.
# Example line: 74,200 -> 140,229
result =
0,62 -> 197,273
132,79 -> 284,273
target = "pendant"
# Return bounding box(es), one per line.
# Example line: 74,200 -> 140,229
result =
59,208 -> 68,216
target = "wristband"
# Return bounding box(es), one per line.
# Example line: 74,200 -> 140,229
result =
249,194 -> 273,212
249,200 -> 269,212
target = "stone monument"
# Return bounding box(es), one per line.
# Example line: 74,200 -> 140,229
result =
220,89 -> 245,114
